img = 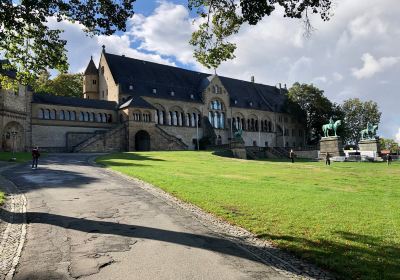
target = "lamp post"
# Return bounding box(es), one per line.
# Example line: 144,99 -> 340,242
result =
11,131 -> 17,161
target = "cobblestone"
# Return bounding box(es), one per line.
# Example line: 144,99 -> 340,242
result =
0,165 -> 27,280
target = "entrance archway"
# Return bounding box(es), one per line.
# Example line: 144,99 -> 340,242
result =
2,121 -> 25,152
135,130 -> 150,151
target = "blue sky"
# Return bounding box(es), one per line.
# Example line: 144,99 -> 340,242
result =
50,0 -> 400,141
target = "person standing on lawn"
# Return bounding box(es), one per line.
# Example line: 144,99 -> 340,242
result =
32,146 -> 40,169
325,152 -> 331,166
387,153 -> 392,166
289,149 -> 295,163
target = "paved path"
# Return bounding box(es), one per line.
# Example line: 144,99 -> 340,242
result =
1,154 -> 291,280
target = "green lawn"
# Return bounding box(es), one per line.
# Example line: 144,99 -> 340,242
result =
0,152 -> 33,163
96,151 -> 400,279
0,191 -> 4,206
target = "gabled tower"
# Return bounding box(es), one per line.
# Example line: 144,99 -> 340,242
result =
83,56 -> 99,99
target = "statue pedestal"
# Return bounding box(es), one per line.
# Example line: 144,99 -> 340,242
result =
230,140 -> 246,159
319,136 -> 345,158
359,138 -> 380,159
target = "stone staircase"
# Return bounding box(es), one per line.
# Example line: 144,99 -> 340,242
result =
265,147 -> 290,159
72,125 -> 126,153
245,146 -> 266,160
154,125 -> 188,150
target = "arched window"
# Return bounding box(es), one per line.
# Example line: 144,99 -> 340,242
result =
59,110 -> 65,120
65,111 -> 71,121
169,111 -> 173,125
191,113 -> 196,127
186,113 -> 191,126
214,112 -> 219,128
38,109 -> 45,119
208,111 -> 214,126
96,113 -> 101,122
220,112 -> 225,129
90,113 -> 95,122
43,109 -> 50,119
50,109 -> 56,120
103,113 -> 107,123
79,112 -> 84,121
71,111 -> 76,121
108,114 -> 112,123
172,111 -> 177,126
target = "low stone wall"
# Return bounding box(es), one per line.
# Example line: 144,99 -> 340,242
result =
76,125 -> 126,153
66,131 -> 105,152
295,150 -> 318,159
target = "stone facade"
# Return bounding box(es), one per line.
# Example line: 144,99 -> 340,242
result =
1,49 -> 306,153
359,138 -> 380,158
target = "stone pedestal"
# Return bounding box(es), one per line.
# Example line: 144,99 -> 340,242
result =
359,138 -> 380,159
319,136 -> 345,158
230,140 -> 247,159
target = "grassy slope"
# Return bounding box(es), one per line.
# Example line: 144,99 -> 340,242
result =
97,151 -> 400,279
0,191 -> 4,205
0,152 -> 33,163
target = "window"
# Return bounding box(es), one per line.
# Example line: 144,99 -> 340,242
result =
60,110 -> 65,120
133,112 -> 141,121
79,112 -> 84,121
170,91 -> 175,96
71,111 -> 76,121
129,85 -> 133,90
50,109 -> 56,120
101,66 -> 104,74
214,85 -> 220,94
38,109 -> 44,119
103,113 -> 107,123
93,80 -> 97,85
65,111 -> 71,121
108,114 -> 112,123
90,113 -> 95,122
190,94 -> 194,99
44,109 -> 50,120
97,113 -> 102,122
152,88 -> 157,94
84,112 -> 90,122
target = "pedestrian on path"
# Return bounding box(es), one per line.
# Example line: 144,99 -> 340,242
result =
31,146 -> 40,169
289,149 -> 295,163
325,152 -> 331,166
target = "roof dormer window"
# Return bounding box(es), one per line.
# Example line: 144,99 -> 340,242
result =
249,101 -> 253,107
190,94 -> 194,99
234,99 -> 238,104
152,88 -> 157,94
129,85 -> 133,90
170,91 -> 175,96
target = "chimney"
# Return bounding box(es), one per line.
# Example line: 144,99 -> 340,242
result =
251,76 -> 255,83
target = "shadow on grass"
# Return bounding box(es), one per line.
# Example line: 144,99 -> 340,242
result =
256,232 -> 400,280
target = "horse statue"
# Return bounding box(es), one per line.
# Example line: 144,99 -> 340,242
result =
322,119 -> 342,137
360,123 -> 378,140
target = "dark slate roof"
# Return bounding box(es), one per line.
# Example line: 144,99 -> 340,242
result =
32,93 -> 117,110
103,52 -> 288,112
118,96 -> 155,110
84,57 -> 98,75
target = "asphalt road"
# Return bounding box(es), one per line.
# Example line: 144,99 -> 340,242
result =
3,154 -> 288,280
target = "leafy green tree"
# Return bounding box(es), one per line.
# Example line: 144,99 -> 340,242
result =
341,98 -> 381,145
379,138 -> 399,153
288,82 -> 341,144
33,72 -> 83,98
189,0 -> 332,69
0,1 -> 135,86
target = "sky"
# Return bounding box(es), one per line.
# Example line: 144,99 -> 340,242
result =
49,0 -> 400,142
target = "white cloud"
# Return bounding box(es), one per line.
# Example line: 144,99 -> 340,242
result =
396,128 -> 400,143
51,0 -> 400,140
352,53 -> 400,79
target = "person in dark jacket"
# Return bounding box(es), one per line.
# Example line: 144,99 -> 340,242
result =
387,154 -> 392,166
325,152 -> 331,166
289,149 -> 295,163
32,146 -> 40,169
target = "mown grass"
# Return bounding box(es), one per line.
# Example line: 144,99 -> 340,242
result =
0,191 -> 4,205
96,151 -> 400,279
0,152 -> 33,163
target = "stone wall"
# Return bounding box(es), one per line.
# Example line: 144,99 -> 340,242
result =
32,124 -> 110,152
76,125 -> 126,153
294,150 -> 319,159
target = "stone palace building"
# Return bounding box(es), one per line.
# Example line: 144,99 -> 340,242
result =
0,48 -> 305,153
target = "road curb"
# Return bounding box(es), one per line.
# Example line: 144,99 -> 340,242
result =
0,166 -> 27,280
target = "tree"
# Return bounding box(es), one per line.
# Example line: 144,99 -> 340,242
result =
189,0 -> 333,69
33,72 -> 83,98
341,98 -> 381,145
0,1 -> 135,86
288,82 -> 342,144
379,138 -> 399,153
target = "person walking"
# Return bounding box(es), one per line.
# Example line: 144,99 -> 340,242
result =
31,146 -> 40,169
325,152 -> 331,166
387,153 -> 392,166
289,149 -> 295,163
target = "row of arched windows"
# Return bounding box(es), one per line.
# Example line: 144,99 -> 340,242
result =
233,117 -> 273,132
155,108 -> 201,128
38,108 -> 112,123
208,111 -> 225,129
